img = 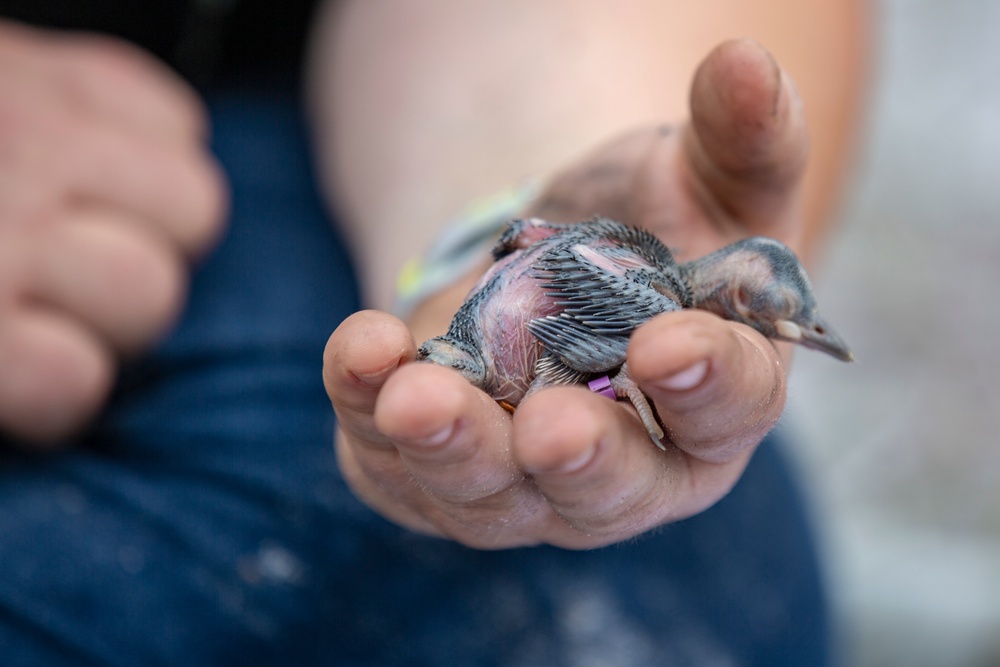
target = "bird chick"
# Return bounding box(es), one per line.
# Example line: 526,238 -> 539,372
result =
418,217 -> 851,447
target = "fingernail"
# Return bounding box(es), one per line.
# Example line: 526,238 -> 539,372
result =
409,421 -> 456,448
550,444 -> 596,475
351,358 -> 402,387
655,360 -> 709,392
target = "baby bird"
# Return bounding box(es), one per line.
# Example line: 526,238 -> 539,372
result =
418,217 -> 851,446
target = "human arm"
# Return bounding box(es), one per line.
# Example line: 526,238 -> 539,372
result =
311,0 -> 869,547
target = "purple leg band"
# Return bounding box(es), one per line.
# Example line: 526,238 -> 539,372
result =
587,375 -> 617,401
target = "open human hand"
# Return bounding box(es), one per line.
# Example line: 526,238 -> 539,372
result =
324,39 -> 814,549
0,22 -> 227,443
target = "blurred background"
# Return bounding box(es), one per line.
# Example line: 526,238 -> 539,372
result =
786,0 -> 1000,665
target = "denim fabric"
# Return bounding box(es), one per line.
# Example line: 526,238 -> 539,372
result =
0,87 -> 828,667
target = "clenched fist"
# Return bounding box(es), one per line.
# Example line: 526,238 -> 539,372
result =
0,22 -> 227,444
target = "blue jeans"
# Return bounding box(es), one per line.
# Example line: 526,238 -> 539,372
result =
0,87 -> 829,666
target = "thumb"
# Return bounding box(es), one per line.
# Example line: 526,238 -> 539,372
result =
684,38 -> 809,237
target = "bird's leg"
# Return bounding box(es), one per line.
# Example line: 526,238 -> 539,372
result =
609,363 -> 666,449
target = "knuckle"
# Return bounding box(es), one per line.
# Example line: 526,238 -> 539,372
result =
66,37 -> 163,96
63,34 -> 207,140
70,34 -> 152,81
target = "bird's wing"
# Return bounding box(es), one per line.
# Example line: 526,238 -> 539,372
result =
528,315 -> 631,373
527,244 -> 681,372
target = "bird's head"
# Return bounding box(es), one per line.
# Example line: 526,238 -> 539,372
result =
417,336 -> 489,387
683,237 -> 854,362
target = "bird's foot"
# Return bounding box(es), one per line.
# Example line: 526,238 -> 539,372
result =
610,363 -> 667,449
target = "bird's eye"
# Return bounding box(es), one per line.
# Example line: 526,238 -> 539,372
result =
767,287 -> 798,318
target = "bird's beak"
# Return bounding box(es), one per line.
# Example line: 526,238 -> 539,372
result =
775,317 -> 854,362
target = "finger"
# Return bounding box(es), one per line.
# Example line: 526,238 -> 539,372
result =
0,307 -> 113,443
68,124 -> 228,257
513,385 -> 744,548
0,21 -> 208,144
21,211 -> 187,354
0,97 -> 226,257
628,310 -> 786,464
373,361 -> 523,505
324,311 -> 436,534
334,428 -> 444,538
51,33 -> 209,144
683,38 -> 809,234
323,310 -> 418,447
8,117 -> 228,257
326,313 -> 548,548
